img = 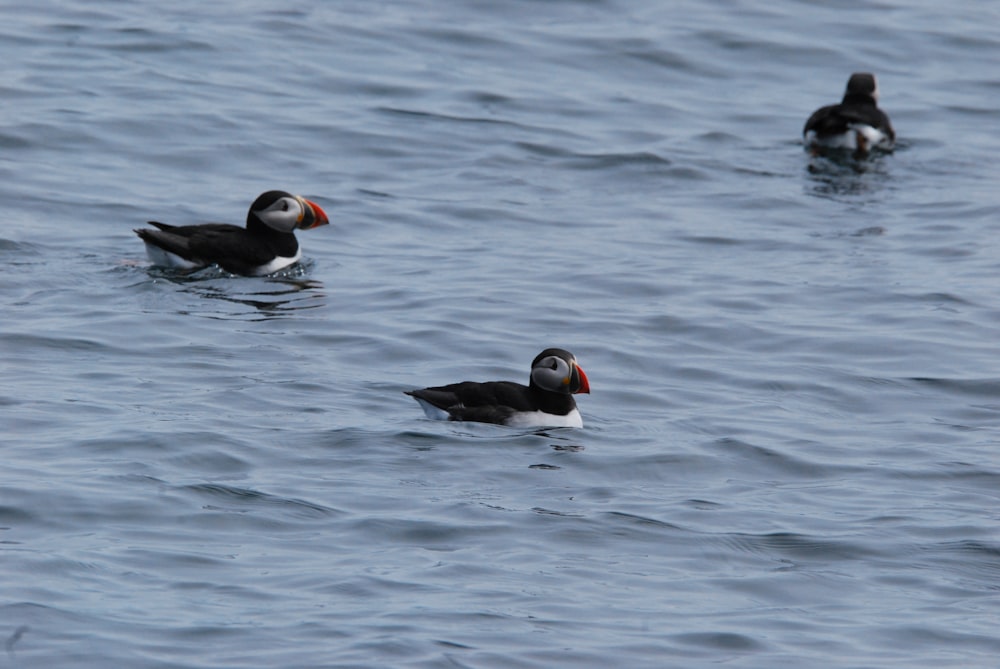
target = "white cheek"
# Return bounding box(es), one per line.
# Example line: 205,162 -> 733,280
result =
258,199 -> 304,230
262,211 -> 298,228
533,367 -> 571,393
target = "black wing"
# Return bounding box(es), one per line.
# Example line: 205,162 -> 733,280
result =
804,104 -> 845,137
804,103 -> 894,140
406,381 -> 539,424
136,222 -> 279,275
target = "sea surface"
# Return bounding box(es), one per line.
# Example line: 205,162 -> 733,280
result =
2,1 -> 999,667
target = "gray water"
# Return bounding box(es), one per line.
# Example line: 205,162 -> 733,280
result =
3,1 -> 1000,667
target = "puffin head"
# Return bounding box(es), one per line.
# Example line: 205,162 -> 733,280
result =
844,72 -> 878,103
529,348 -> 590,395
249,190 -> 329,233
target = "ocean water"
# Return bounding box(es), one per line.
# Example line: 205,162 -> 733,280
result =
3,0 -> 1000,667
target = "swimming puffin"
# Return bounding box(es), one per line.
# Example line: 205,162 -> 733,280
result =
406,348 -> 591,428
803,73 -> 895,155
135,190 -> 329,276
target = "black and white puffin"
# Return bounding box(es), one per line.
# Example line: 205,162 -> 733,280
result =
406,348 -> 591,428
803,73 -> 895,155
135,190 -> 329,276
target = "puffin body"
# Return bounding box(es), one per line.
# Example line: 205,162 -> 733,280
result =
406,348 -> 590,428
135,190 -> 328,276
803,73 -> 894,155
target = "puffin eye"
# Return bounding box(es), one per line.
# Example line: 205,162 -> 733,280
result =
281,201 -> 290,211
549,360 -> 558,370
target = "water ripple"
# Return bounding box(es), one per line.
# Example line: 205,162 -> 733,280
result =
4,1 -> 1000,667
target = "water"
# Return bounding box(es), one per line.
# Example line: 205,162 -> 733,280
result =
3,0 -> 1000,667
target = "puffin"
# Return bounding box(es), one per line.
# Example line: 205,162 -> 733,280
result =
803,73 -> 895,155
406,348 -> 591,428
135,190 -> 329,276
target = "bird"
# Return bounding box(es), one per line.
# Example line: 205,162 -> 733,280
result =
135,190 -> 329,276
803,72 -> 895,155
406,348 -> 591,428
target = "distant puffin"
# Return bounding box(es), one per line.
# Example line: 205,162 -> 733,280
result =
135,190 -> 329,276
406,348 -> 591,428
803,73 -> 895,155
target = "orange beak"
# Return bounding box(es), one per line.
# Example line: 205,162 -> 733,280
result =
298,198 -> 330,230
573,363 -> 590,394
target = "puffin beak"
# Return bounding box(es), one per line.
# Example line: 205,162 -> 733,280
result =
298,198 -> 330,230
572,363 -> 590,394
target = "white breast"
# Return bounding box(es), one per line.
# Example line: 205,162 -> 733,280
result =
507,408 -> 583,429
248,248 -> 302,276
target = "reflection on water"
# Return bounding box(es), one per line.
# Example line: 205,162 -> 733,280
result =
147,261 -> 326,320
805,151 -> 893,202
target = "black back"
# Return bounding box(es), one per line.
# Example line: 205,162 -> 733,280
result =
406,380 -> 578,424
803,73 -> 894,142
136,219 -> 299,275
